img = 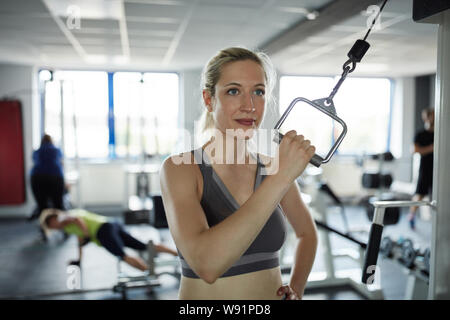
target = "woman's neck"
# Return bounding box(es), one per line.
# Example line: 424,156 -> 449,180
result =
203,132 -> 255,165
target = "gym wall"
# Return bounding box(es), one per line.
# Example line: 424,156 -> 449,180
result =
0,63 -> 39,218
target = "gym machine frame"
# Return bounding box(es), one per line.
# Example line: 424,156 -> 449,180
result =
362,3 -> 450,300
280,175 -> 384,300
362,200 -> 435,299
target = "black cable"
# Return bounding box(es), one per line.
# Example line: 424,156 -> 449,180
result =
363,0 -> 389,41
314,219 -> 367,249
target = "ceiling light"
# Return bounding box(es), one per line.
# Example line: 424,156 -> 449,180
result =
278,7 -> 319,20
306,11 -> 319,20
113,55 -> 130,65
84,54 -> 107,64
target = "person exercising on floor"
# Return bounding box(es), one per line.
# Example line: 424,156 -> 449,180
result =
40,208 -> 178,271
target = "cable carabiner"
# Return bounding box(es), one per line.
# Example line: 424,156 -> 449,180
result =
326,59 -> 355,104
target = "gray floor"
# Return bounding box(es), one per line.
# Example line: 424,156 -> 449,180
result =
0,204 -> 432,300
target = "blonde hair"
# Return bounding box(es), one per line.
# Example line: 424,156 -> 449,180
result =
198,47 -> 277,141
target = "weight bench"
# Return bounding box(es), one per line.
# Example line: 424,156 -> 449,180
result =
112,240 -> 180,300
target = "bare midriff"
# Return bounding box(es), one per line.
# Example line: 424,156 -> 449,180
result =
178,266 -> 283,300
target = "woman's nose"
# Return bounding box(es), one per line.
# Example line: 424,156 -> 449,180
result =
240,92 -> 255,112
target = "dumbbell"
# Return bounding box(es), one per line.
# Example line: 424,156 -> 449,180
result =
400,241 -> 430,271
423,248 -> 430,274
415,247 -> 431,275
379,236 -> 394,258
400,239 -> 416,268
379,236 -> 408,259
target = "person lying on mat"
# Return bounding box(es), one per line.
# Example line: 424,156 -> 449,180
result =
40,208 -> 178,271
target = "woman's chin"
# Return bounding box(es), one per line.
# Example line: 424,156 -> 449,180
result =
230,127 -> 255,140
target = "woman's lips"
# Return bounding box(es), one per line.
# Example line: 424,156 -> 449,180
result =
236,119 -> 255,126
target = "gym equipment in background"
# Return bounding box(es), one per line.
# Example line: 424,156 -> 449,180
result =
122,74 -> 164,226
0,100 -> 26,205
357,151 -> 403,226
280,168 -> 384,300
362,200 -> 434,299
123,162 -> 159,225
113,234 -> 180,300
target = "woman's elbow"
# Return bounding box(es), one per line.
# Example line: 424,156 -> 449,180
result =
188,250 -> 222,284
193,256 -> 220,284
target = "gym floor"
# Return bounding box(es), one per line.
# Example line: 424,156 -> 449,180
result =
0,204 -> 431,300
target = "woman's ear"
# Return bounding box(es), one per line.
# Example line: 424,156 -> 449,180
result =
202,89 -> 214,112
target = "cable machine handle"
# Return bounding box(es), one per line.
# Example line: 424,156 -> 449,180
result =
361,223 -> 384,284
273,97 -> 347,168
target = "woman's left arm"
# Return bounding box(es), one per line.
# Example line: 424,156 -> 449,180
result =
279,181 -> 318,299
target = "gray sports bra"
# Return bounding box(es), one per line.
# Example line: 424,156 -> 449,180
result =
178,147 -> 287,278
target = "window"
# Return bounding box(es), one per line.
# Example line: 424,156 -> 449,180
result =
279,76 -> 336,158
113,72 -> 179,158
333,77 -> 392,155
279,76 -> 392,156
43,79 -> 62,145
44,71 -> 109,159
42,70 -> 179,160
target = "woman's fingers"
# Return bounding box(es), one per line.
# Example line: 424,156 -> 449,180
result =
277,285 -> 301,300
284,130 -> 297,139
277,285 -> 289,296
276,130 -> 316,184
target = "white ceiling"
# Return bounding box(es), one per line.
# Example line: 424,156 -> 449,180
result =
0,0 -> 439,77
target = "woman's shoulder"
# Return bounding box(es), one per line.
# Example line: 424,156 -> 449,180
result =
160,151 -> 203,199
161,150 -> 201,179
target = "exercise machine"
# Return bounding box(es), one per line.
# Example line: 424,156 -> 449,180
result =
362,200 -> 434,299
280,168 -> 384,300
362,2 -> 450,300
113,240 -> 180,300
115,195 -> 179,299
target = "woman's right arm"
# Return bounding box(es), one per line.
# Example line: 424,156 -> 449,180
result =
160,130 -> 315,284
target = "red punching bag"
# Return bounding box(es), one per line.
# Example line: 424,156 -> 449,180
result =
0,100 -> 26,205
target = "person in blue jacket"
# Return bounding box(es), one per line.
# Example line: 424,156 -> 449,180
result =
29,134 -> 66,230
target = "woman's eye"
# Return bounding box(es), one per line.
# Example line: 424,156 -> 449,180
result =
254,89 -> 265,96
227,88 -> 239,95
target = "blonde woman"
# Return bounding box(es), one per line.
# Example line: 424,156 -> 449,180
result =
160,47 -> 318,300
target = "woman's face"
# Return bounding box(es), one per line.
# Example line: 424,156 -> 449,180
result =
203,59 -> 266,139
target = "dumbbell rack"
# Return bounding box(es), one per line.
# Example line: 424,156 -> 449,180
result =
362,200 -> 435,299
379,237 -> 430,299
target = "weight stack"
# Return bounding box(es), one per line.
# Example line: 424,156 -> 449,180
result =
364,195 -> 400,225
123,209 -> 150,225
362,173 -> 393,189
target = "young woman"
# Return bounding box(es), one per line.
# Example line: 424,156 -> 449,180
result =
160,47 -> 318,299
40,208 -> 178,271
